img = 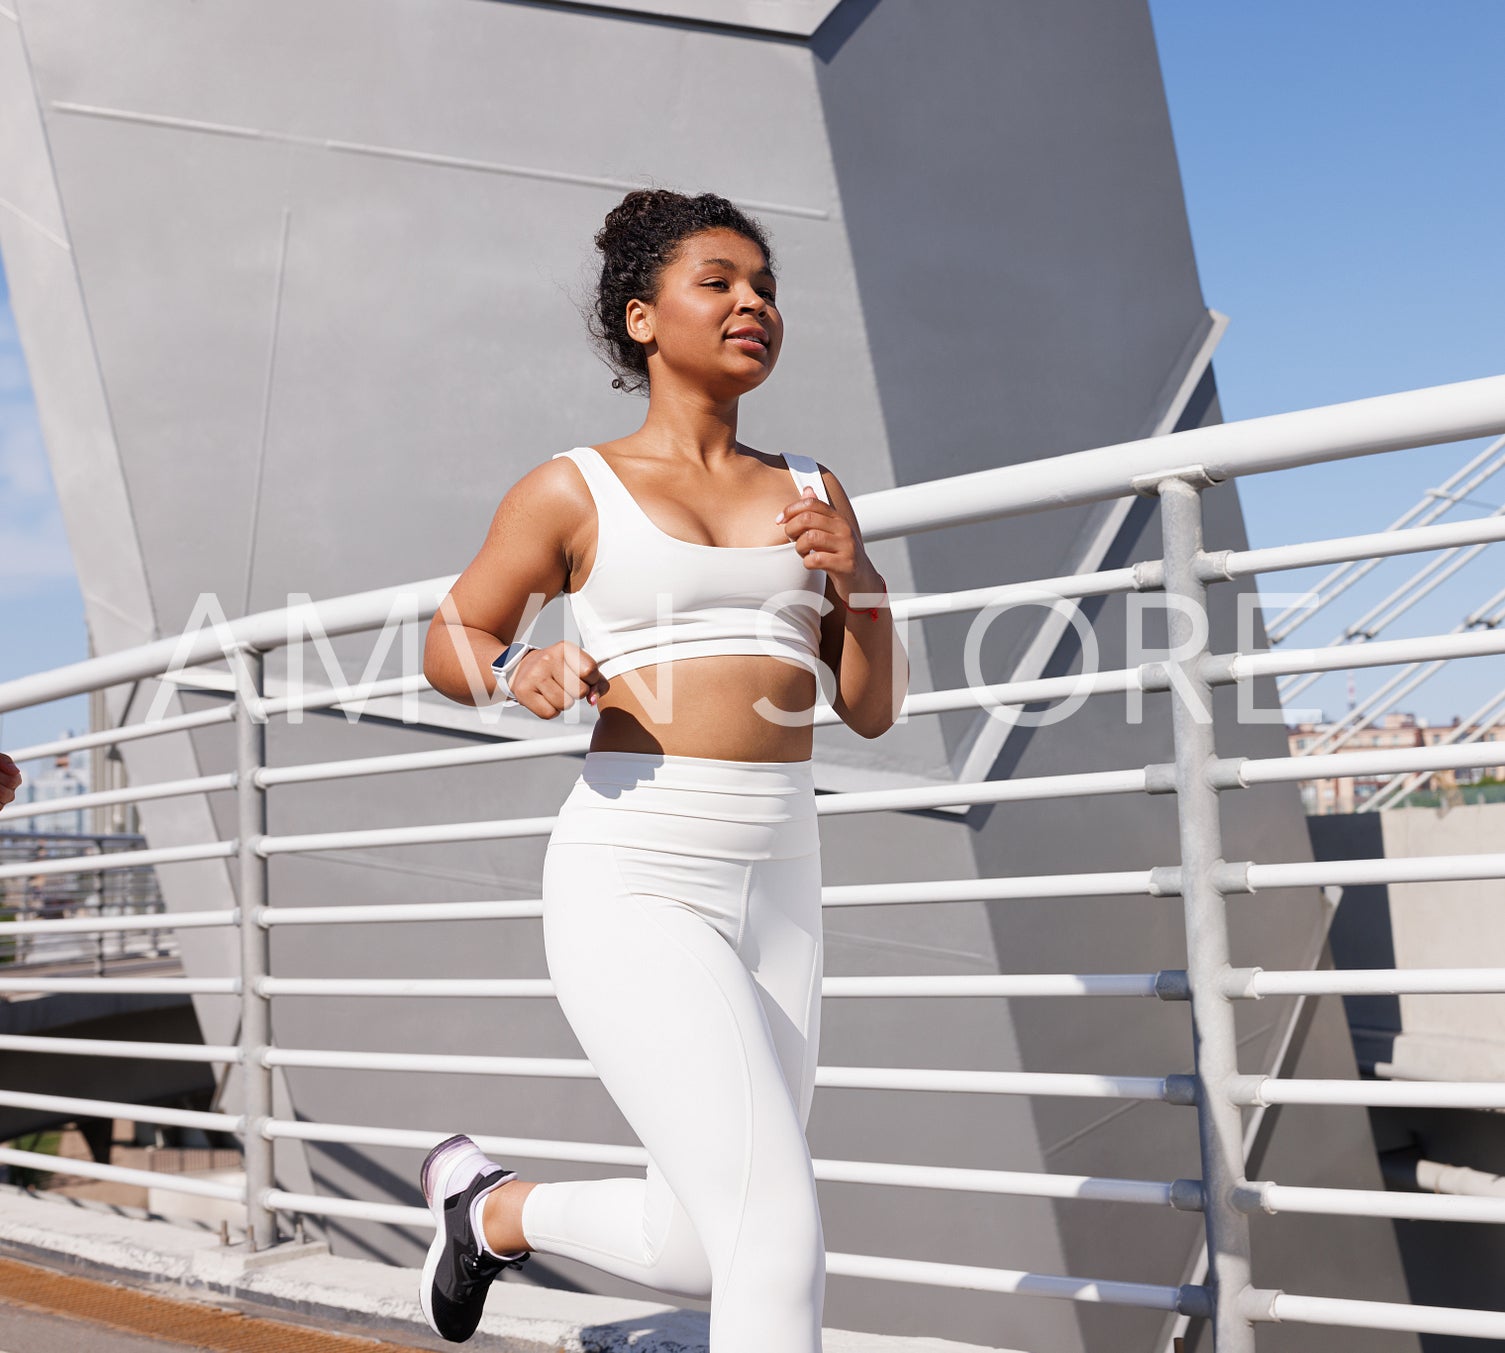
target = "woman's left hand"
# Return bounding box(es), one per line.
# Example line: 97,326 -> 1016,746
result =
775,486 -> 884,599
0,753 -> 21,812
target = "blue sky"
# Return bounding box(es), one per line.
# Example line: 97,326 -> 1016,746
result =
3,1 -> 1504,757
1146,0 -> 1505,726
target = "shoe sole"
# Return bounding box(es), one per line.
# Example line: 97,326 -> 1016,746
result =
419,1134 -> 475,1340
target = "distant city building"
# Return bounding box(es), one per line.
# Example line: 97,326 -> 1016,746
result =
1286,712 -> 1505,814
3,742 -> 91,836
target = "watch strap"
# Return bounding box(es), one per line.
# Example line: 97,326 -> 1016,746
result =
490,642 -> 537,707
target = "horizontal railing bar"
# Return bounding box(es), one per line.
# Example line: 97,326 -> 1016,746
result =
814,1159 -> 1180,1205
903,667 -> 1144,718
1233,1076 -> 1505,1110
0,1034 -> 241,1063
0,840 -> 237,882
1255,1290 -> 1505,1339
132,580 -> 1052,763
1213,512 -> 1505,580
265,1190 -> 425,1227
1236,1180 -> 1505,1225
0,578 -> 450,712
0,772 -> 237,822
826,1251 -> 1199,1309
1227,967 -> 1505,998
815,768 -> 1150,816
0,1147 -> 245,1201
1230,739 -> 1505,786
260,978 -> 555,998
1221,625 -> 1505,683
0,977 -> 239,995
253,764 -> 1156,858
0,909 -> 236,936
257,814 -> 558,857
253,871 -> 1163,929
256,973 -> 1168,1000
258,673 -> 425,718
1243,853 -> 1505,891
856,374 -> 1505,540
261,1118 -> 1180,1204
256,732 -> 593,788
154,664 -> 549,737
816,1069 -> 1185,1099
4,706 -> 234,765
261,1049 -> 600,1078
0,1088 -> 242,1133
264,1121 -> 648,1167
260,900 -> 544,925
261,1047 -> 1187,1100
901,567 -> 1160,620
823,871 -> 1163,905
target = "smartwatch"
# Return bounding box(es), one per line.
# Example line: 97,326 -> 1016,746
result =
490,642 -> 537,708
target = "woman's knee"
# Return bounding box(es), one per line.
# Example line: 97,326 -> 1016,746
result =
645,1220 -> 714,1300
733,1162 -> 825,1281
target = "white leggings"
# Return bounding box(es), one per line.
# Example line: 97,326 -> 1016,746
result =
519,750 -> 826,1352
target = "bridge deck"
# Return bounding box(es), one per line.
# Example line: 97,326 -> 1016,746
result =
0,1186 -> 1021,1353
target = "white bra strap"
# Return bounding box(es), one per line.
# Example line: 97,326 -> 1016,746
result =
552,447 -> 633,515
782,452 -> 830,505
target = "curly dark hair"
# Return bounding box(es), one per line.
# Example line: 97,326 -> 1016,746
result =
587,188 -> 777,396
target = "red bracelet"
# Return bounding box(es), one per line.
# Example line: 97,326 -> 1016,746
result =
841,578 -> 888,620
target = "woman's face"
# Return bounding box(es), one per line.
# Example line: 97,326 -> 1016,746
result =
629,227 -> 782,397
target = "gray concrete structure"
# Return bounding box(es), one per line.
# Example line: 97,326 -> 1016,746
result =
1313,801 -> 1505,1342
0,0 -> 1419,1346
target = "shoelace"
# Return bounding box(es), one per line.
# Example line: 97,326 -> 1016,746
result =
460,1246 -> 530,1283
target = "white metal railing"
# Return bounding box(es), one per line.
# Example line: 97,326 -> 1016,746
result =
3,372 -> 1505,1349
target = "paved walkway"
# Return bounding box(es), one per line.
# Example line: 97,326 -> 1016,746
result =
0,1256 -> 437,1353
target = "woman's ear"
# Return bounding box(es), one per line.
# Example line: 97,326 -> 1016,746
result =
625,298 -> 653,346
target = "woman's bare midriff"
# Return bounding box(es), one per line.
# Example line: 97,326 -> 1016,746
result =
588,654 -> 819,762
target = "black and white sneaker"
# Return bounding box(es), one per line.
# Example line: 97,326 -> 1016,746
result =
419,1133 -> 530,1343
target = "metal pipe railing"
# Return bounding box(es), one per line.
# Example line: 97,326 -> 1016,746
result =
254,972 -> 1179,1000
0,1147 -> 246,1202
264,1117 -> 1187,1205
233,644 -> 277,1252
0,1033 -> 241,1062
1156,473 -> 1257,1352
7,377 -> 1505,1346
1247,1291 -> 1505,1340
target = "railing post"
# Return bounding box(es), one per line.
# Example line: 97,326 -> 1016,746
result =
1156,473 -> 1256,1351
233,642 -> 277,1251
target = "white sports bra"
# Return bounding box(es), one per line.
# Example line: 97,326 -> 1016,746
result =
550,446 -> 832,681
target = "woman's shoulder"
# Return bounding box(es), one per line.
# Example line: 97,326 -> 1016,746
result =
489,450 -> 598,531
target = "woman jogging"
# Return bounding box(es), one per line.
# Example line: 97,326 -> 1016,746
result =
419,187 -> 908,1351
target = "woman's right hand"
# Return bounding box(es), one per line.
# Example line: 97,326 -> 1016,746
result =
511,641 -> 609,719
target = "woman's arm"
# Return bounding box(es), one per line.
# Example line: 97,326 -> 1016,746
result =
787,465 -> 909,739
423,460 -> 600,713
